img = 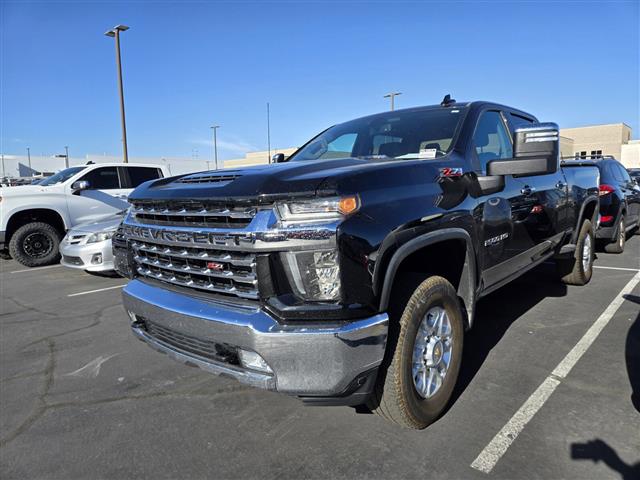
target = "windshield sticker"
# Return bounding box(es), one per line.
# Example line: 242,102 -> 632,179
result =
419,148 -> 437,159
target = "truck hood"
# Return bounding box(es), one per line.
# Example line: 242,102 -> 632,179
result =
129,157 -> 405,202
0,184 -> 64,197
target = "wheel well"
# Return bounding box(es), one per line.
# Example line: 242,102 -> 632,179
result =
6,209 -> 66,243
385,238 -> 472,327
394,239 -> 467,290
581,200 -> 597,225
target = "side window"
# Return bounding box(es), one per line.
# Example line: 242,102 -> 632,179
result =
473,111 -> 513,171
508,113 -> 535,132
126,167 -> 163,188
616,164 -> 632,183
80,167 -> 120,189
325,133 -> 357,159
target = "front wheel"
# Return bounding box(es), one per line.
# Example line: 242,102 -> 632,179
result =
369,275 -> 464,429
8,222 -> 62,267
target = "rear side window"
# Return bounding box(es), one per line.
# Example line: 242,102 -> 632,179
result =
616,164 -> 632,183
80,167 -> 121,189
508,112 -> 535,132
126,167 -> 163,187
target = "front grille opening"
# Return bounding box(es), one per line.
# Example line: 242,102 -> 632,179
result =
63,255 -> 84,266
131,240 -> 259,300
130,200 -> 256,229
138,317 -> 240,366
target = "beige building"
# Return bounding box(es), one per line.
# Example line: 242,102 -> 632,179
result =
560,123 -> 639,168
224,147 -> 297,169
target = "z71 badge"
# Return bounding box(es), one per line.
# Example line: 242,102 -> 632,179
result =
439,167 -> 464,177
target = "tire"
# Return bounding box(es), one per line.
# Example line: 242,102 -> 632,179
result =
558,219 -> 594,286
8,222 -> 62,267
368,275 -> 464,429
604,216 -> 625,254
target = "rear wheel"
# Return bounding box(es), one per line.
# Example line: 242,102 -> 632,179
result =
8,222 -> 62,267
368,275 -> 464,429
604,217 -> 625,254
558,219 -> 594,286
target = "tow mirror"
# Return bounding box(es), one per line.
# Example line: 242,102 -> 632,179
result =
272,153 -> 286,163
487,122 -> 559,176
71,180 -> 90,193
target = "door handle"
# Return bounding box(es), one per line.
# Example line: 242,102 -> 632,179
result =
556,181 -> 566,190
521,185 -> 536,195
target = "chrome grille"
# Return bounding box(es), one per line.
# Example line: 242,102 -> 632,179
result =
131,240 -> 259,300
131,200 -> 256,229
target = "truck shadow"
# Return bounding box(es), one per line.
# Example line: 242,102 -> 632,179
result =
450,264 -> 567,406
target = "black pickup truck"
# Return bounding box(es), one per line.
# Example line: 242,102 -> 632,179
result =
114,98 -> 600,429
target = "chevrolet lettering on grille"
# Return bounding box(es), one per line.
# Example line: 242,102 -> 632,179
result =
123,224 -> 239,247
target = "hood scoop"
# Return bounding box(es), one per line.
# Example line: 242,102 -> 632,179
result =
176,172 -> 242,185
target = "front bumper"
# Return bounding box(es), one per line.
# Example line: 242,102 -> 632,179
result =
60,240 -> 115,272
122,280 -> 388,402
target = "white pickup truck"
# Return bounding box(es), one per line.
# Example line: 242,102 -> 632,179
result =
0,163 -> 169,267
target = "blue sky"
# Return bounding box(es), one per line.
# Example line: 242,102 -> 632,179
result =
1,0 -> 638,160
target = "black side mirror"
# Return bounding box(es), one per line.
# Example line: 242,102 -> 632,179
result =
487,123 -> 559,176
272,153 -> 286,163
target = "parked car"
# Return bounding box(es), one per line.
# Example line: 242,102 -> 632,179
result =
60,212 -> 124,273
114,98 -> 600,429
628,168 -> 640,186
0,163 -> 168,267
590,156 -> 640,253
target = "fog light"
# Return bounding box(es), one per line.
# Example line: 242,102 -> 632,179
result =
238,349 -> 272,374
91,253 -> 103,264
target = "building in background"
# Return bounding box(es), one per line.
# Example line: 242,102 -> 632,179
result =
560,123 -> 639,168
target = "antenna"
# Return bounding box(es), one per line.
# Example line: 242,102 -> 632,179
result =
440,94 -> 456,107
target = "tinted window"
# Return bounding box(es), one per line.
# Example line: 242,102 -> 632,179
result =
127,167 -> 163,187
289,107 -> 468,162
509,113 -> 535,131
473,111 -> 513,171
80,167 -> 120,189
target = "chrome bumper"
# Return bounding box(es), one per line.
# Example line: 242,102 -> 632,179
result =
122,280 -> 388,397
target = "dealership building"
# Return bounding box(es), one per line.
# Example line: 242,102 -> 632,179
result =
560,123 -> 639,167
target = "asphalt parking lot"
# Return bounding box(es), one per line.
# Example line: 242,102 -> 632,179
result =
1,237 -> 639,479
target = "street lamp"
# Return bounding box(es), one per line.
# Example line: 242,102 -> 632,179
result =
210,125 -> 220,170
383,91 -> 402,111
54,147 -> 69,168
105,24 -> 130,163
27,147 -> 31,170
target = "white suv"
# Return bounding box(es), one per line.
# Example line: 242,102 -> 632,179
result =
0,163 -> 169,267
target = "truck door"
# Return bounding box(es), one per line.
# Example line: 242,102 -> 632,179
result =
472,110 -> 543,289
506,112 -> 570,248
65,166 -> 130,227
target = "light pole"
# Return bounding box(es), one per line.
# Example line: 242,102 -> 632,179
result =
267,102 -> 271,163
383,91 -> 402,111
27,147 -> 31,171
105,24 -> 130,163
65,146 -> 69,167
210,125 -> 220,170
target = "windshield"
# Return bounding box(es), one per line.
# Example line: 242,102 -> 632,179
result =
40,166 -> 86,186
290,107 -> 468,162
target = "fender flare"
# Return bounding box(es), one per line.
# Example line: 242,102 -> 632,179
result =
572,196 -> 599,243
377,228 -> 478,328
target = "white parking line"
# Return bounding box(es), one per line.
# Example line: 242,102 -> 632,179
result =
593,265 -> 640,272
9,265 -> 63,274
470,271 -> 640,474
67,285 -> 125,297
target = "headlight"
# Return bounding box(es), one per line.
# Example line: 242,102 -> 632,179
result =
276,196 -> 359,225
86,231 -> 116,243
281,249 -> 341,301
